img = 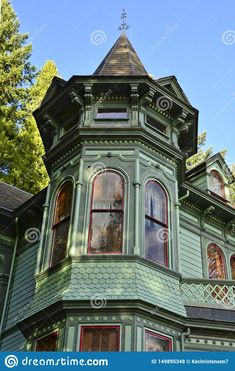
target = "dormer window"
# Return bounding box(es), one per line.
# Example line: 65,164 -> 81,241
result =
96,108 -> 128,119
210,170 -> 225,198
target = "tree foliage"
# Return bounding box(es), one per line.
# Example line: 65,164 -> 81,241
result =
0,0 -> 58,194
0,0 -> 36,181
16,60 -> 58,194
186,131 -> 213,170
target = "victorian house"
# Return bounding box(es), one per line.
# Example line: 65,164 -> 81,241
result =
0,33 -> 235,352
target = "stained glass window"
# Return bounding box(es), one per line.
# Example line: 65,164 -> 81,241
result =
207,244 -> 226,279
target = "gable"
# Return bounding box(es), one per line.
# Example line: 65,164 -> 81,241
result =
40,77 -> 66,107
157,76 -> 191,106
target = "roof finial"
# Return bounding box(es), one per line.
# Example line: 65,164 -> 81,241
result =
118,9 -> 129,31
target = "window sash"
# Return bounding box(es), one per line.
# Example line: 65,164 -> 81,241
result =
89,210 -> 123,254
145,218 -> 168,266
51,217 -> 70,266
145,330 -> 172,352
80,326 -> 120,352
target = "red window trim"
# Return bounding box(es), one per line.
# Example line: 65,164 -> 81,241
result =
145,329 -> 173,351
145,180 -> 169,267
79,325 -> 120,352
35,330 -> 59,351
88,170 -> 124,255
207,243 -> 227,279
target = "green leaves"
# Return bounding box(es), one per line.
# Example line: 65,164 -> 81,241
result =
0,0 -> 58,194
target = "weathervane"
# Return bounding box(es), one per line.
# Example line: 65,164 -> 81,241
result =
118,9 -> 129,31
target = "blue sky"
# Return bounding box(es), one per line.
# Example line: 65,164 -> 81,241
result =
12,0 -> 235,164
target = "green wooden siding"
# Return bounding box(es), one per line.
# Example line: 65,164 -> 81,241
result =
3,244 -> 38,332
1,328 -> 26,351
189,174 -> 207,192
180,227 -> 203,278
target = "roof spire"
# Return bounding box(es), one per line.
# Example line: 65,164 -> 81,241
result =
118,9 -> 129,32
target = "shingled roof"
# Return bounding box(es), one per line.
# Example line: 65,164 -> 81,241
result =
93,33 -> 148,76
0,181 -> 32,211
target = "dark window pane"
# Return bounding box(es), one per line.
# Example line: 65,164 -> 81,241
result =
36,333 -> 58,351
145,181 -> 167,224
96,108 -> 128,119
207,245 -> 226,279
145,331 -> 171,352
145,221 -> 166,265
81,327 -> 119,352
51,220 -> 69,265
146,115 -> 166,134
54,182 -> 72,224
90,212 -> 122,253
93,172 -> 123,210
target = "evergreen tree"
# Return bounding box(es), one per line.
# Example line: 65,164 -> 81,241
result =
0,0 -> 36,179
17,60 -> 58,194
0,1 -> 58,194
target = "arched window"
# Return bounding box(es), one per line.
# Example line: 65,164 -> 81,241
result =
207,244 -> 226,279
210,170 -> 225,198
230,256 -> 235,280
51,181 -> 73,266
88,171 -> 124,254
145,181 -> 168,266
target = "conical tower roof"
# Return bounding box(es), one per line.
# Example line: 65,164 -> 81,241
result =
93,33 -> 148,76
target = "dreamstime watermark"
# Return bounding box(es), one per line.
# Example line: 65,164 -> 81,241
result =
90,162 -> 107,174
156,96 -> 173,111
5,355 -> 18,368
151,24 -> 178,50
222,30 -> 235,46
24,227 -> 41,243
156,228 -> 171,243
90,294 -> 107,309
14,302 -> 32,322
90,30 -> 107,46
92,89 -> 112,113
29,24 -> 47,42
217,93 -> 235,115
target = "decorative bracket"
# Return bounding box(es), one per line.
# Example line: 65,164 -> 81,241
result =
130,84 -> 139,126
201,205 -> 215,230
142,86 -> 155,107
225,218 -> 235,241
84,83 -> 93,127
69,90 -> 82,106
